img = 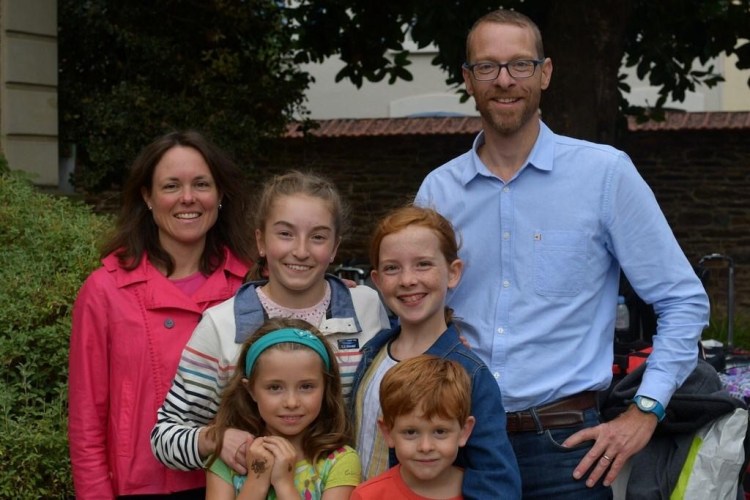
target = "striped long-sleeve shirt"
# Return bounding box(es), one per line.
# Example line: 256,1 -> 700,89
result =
150,276 -> 390,470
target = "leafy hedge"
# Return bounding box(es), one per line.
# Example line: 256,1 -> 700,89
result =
0,168 -> 111,498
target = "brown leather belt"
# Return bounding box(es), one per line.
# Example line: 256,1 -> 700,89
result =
506,391 -> 597,433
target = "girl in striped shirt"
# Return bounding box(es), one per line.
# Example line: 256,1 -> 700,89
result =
151,171 -> 389,477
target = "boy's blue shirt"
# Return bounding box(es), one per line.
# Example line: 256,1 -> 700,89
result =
350,322 -> 522,500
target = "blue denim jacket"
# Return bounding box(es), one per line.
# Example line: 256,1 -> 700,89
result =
350,323 -> 522,500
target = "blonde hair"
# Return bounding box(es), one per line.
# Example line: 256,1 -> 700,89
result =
248,170 -> 349,280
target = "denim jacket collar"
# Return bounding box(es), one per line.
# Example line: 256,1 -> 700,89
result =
233,274 -> 362,343
350,322 -> 462,417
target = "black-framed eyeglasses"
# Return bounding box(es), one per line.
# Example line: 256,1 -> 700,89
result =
463,59 -> 544,80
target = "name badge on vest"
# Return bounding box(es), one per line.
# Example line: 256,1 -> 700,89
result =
338,338 -> 359,350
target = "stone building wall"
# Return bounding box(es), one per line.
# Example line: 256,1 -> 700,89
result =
254,128 -> 750,320
0,0 -> 58,185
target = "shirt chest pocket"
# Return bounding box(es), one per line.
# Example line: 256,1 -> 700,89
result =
533,230 -> 588,296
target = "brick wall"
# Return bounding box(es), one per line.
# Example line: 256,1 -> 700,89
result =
255,128 -> 750,319
622,129 -> 749,321
252,135 -> 467,263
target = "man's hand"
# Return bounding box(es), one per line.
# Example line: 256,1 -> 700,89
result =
219,428 -> 255,475
562,405 -> 658,487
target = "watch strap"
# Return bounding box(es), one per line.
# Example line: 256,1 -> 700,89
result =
633,395 -> 666,422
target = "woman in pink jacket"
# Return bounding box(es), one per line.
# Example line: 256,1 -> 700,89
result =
68,131 -> 255,499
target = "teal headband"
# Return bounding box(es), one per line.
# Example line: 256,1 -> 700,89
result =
244,328 -> 331,376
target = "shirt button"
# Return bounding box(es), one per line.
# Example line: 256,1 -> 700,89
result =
503,232 -> 510,240
502,280 -> 510,288
502,186 -> 510,193
164,318 -> 175,329
497,327 -> 504,334
493,372 -> 500,379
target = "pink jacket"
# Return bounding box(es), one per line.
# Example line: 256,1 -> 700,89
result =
68,249 -> 249,498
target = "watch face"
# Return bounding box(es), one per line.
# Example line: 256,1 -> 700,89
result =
639,397 -> 656,410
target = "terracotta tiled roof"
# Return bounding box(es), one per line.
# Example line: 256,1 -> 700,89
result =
284,116 -> 481,138
626,111 -> 750,131
284,111 -> 750,138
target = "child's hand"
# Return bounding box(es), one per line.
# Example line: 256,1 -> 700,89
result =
262,436 -> 298,492
245,436 -> 274,484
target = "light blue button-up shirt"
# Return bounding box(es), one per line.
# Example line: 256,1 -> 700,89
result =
415,121 -> 709,412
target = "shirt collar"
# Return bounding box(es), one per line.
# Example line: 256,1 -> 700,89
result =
528,121 -> 555,173
105,247 -> 247,289
465,120 -> 555,185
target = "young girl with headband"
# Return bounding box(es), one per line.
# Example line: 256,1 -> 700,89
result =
152,171 -> 390,474
206,317 -> 360,499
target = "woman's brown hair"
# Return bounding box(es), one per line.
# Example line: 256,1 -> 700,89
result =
101,130 -> 254,276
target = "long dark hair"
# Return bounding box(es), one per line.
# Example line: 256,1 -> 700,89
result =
101,130 -> 254,275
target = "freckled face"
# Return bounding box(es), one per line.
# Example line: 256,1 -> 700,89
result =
142,146 -> 220,255
371,225 -> 462,334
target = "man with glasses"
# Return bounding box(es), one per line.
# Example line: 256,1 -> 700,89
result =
416,9 -> 709,499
